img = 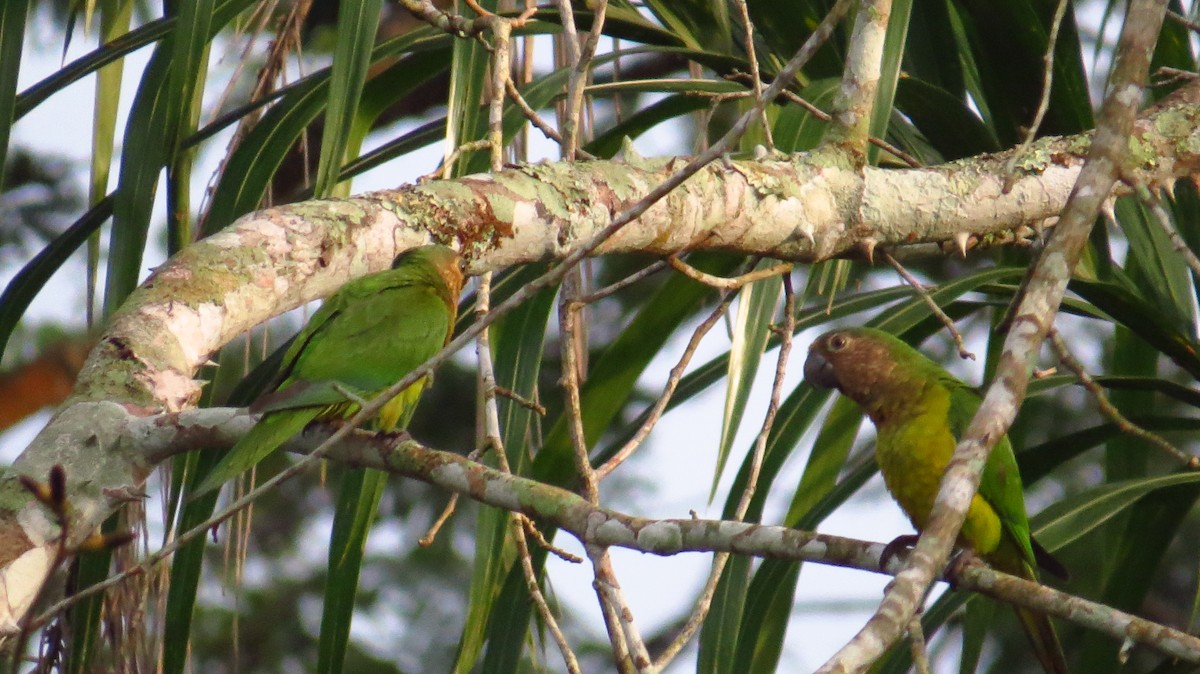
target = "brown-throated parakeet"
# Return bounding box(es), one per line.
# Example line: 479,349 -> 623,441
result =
197,244 -> 464,495
804,327 -> 1069,674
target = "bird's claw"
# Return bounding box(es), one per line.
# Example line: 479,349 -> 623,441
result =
945,549 -> 985,589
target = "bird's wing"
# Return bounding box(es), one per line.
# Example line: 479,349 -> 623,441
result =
946,381 -> 1039,568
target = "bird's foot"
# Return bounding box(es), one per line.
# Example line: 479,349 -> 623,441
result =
879,534 -> 920,571
945,549 -> 985,589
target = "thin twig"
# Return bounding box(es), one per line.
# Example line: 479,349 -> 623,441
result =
734,0 -> 774,150
596,287 -> 739,480
706,80 -> 922,167
1140,184 -> 1200,281
512,519 -> 584,674
504,79 -> 598,160
1168,9 -> 1200,33
418,493 -> 459,546
420,439 -> 497,546
556,0 -> 604,436
1003,0 -> 1070,190
493,385 -> 546,415
775,88 -> 921,167
420,140 -> 492,183
577,260 -> 668,304
83,404 -> 1200,665
483,34 -> 582,670
555,0 -> 607,159
395,0 -> 491,37
521,517 -> 582,563
587,545 -> 651,672
559,282 -> 600,501
881,250 -> 975,360
1048,329 -> 1199,468
667,255 -> 792,289
488,20 -> 511,170
734,272 -> 795,518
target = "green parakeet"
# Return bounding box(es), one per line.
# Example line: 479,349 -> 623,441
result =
197,244 -> 464,495
804,327 -> 1069,674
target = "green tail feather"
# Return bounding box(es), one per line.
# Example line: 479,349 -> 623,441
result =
1014,603 -> 1070,674
991,545 -> 1070,674
195,407 -> 322,496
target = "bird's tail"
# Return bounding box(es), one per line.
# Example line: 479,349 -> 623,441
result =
194,407 -> 322,496
1003,551 -> 1070,671
1014,603 -> 1070,674
995,542 -> 1070,674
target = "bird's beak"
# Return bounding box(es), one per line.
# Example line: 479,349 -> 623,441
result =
804,349 -> 839,390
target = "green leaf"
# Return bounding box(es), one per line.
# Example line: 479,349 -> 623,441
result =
586,93 -> 711,159
103,41 -> 171,316
314,0 -> 383,198
747,0 -> 847,78
65,517 -> 119,674
712,265 -> 782,499
726,396 -> 863,672
772,78 -> 841,152
318,468 -> 387,674
904,0 -> 964,94
0,196 -> 112,362
1070,278 -> 1200,380
959,598 -> 995,674
870,0 -> 911,165
161,338 -> 290,674
951,0 -> 1091,144
1078,477 -> 1200,673
697,554 -> 751,673
640,0 -> 732,53
893,77 -> 1000,159
15,0 -> 251,121
445,0 -> 493,178
0,0 -> 32,191
1114,195 -> 1196,329
1034,472 -> 1200,552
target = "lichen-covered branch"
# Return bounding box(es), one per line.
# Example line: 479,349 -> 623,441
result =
31,406 -> 1200,664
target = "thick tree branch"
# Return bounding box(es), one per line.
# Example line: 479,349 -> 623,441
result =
21,405 -> 1200,664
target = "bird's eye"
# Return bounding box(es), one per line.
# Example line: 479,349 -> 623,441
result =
828,334 -> 848,351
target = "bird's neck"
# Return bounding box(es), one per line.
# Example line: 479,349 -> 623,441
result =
858,377 -> 937,429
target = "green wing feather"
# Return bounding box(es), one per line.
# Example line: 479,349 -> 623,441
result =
944,382 -> 1039,569
195,246 -> 460,497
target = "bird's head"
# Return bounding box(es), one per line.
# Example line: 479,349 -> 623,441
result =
804,327 -> 913,414
393,244 -> 465,298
